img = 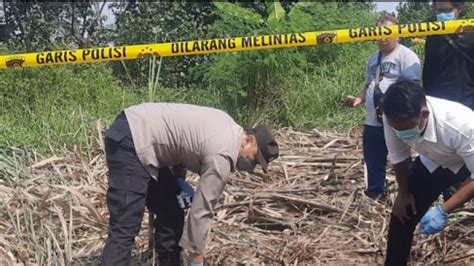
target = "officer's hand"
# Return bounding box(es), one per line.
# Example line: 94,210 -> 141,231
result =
177,177 -> 195,196
392,192 -> 417,224
176,178 -> 194,209
419,205 -> 448,235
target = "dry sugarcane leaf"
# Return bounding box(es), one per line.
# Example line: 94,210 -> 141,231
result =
0,128 -> 472,265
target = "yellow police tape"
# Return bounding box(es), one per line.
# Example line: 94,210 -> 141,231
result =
1,19 -> 473,69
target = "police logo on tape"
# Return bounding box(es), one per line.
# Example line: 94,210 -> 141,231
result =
317,32 -> 337,45
455,21 -> 474,34
5,56 -> 25,68
137,46 -> 161,58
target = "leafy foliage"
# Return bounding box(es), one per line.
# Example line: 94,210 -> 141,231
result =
0,63 -> 140,151
6,1 -> 469,152
1,2 -> 108,51
193,2 -> 376,127
109,2 -> 216,88
397,1 -> 433,24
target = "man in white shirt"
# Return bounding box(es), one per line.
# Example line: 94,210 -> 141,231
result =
381,80 -> 474,265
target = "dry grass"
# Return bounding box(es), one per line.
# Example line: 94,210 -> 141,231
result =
0,128 -> 473,265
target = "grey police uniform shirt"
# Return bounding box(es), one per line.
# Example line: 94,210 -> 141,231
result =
124,103 -> 243,254
365,44 -> 421,126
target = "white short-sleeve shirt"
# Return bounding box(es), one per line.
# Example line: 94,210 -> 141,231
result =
384,96 -> 474,179
365,45 -> 421,126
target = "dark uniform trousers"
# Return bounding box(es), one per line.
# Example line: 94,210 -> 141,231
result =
385,157 -> 471,265
101,112 -> 184,266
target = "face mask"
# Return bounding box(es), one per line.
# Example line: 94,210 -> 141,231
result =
437,12 -> 456,21
394,126 -> 422,140
236,156 -> 256,172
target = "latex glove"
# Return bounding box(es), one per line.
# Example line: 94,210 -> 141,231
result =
176,177 -> 195,196
188,262 -> 203,266
419,205 -> 448,235
176,177 -> 195,209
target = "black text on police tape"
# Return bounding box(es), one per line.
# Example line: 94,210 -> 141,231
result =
36,47 -> 127,64
171,33 -> 306,54
349,21 -> 446,39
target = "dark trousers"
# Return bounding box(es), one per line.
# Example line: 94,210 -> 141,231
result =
363,125 -> 388,195
101,112 -> 184,266
385,157 -> 471,265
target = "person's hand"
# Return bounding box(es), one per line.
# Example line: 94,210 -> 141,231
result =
419,205 -> 448,235
392,192 -> 417,224
176,178 -> 194,209
343,96 -> 362,107
177,177 -> 195,196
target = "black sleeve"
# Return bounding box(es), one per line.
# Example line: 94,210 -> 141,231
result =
422,37 -> 435,90
460,32 -> 474,62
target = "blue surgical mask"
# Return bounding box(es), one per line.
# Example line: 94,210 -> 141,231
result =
437,12 -> 456,21
394,126 -> 422,140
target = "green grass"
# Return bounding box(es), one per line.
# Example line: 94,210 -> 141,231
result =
1,42 -> 378,154
280,45 -> 369,131
0,62 -> 231,153
0,63 -> 140,153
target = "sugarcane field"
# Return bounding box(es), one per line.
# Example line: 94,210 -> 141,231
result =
1,1 -> 474,266
2,128 -> 473,265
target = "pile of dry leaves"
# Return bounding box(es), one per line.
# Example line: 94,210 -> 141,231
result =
1,128 -> 472,265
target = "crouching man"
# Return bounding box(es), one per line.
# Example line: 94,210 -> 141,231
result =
101,103 -> 279,266
381,80 -> 474,265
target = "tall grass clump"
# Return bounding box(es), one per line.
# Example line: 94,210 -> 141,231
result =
0,63 -> 142,153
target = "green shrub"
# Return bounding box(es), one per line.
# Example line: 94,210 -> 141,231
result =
191,2 -> 376,129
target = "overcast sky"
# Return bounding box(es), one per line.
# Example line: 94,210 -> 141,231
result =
376,1 -> 400,13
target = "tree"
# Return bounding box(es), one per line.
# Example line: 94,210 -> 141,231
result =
194,2 -> 376,126
1,2 -> 107,51
60,2 -> 109,48
109,2 -> 216,88
396,1 -> 433,24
